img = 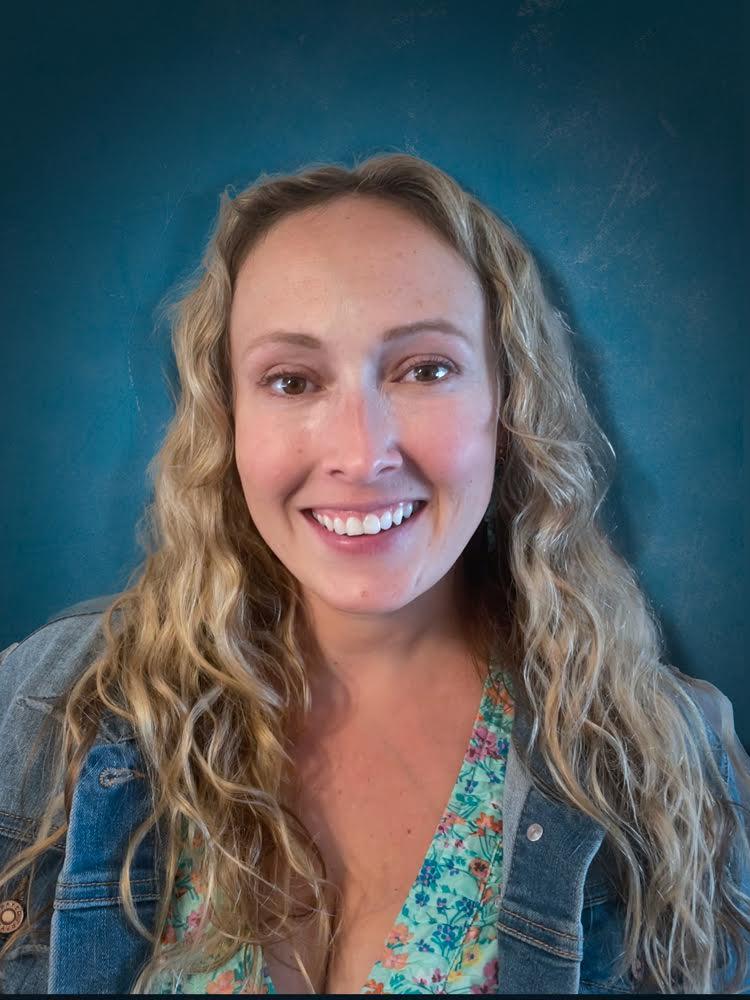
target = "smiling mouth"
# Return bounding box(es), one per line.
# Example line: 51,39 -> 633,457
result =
303,500 -> 427,537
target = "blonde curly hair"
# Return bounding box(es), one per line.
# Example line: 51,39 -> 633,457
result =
1,151 -> 748,993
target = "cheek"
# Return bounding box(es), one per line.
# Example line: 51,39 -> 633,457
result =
233,417 -> 301,503
419,411 -> 495,491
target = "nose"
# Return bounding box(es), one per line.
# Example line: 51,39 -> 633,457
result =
321,381 -> 404,480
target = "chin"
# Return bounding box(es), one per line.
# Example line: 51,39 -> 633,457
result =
312,586 -> 419,615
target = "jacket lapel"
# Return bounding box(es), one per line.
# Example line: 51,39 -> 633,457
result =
497,697 -> 606,993
51,702 -> 608,994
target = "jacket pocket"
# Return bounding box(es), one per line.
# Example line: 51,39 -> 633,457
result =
50,876 -> 159,994
48,741 -> 163,993
0,941 -> 50,994
579,891 -> 644,994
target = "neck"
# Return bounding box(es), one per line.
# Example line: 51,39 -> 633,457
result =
299,567 -> 480,700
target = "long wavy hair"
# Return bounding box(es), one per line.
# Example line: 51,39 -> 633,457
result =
1,152 -> 748,993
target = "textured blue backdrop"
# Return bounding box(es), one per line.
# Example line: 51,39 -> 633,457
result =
1,1 -> 745,747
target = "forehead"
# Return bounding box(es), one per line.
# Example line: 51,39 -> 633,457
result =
229,195 -> 485,336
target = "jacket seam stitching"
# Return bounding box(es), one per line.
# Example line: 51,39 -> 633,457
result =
56,876 -> 155,888
0,825 -> 34,845
54,891 -> 160,905
497,921 -> 581,961
500,901 -> 580,943
0,807 -> 41,821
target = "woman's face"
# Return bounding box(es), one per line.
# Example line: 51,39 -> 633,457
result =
229,194 -> 500,618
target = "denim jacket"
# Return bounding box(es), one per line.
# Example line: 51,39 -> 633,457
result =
0,595 -> 748,994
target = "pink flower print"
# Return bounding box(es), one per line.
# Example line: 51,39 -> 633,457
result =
206,969 -> 238,993
381,950 -> 408,970
184,903 -> 207,941
484,957 -> 499,980
161,922 -> 177,945
468,956 -> 500,993
464,926 -> 480,944
480,884 -> 498,906
476,811 -> 503,836
386,923 -> 412,946
437,810 -> 466,835
488,682 -> 514,716
468,857 -> 490,881
362,979 -> 386,993
430,967 -> 444,983
466,726 -> 501,763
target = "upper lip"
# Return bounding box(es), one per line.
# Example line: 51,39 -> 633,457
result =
303,498 -> 425,514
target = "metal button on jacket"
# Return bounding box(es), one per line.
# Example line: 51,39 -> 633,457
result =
526,822 -> 544,841
0,898 -> 24,934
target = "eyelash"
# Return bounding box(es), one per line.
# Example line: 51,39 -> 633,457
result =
257,356 -> 459,398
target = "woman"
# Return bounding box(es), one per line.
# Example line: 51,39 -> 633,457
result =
0,153 -> 748,995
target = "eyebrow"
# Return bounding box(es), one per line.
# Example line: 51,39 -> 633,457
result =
241,319 -> 472,359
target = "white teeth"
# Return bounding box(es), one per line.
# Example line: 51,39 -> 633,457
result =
379,508 -> 394,530
313,501 -> 418,536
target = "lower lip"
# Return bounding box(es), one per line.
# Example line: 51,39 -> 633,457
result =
302,502 -> 428,555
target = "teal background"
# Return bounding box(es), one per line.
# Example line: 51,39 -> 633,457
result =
1,2 -> 746,746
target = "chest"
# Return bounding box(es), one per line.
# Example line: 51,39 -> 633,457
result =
264,681 -> 485,994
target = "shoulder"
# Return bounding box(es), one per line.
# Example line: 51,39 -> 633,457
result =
672,669 -> 750,806
0,593 -> 129,824
672,669 -> 750,915
0,593 -> 119,706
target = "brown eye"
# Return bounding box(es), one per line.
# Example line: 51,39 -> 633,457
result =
259,371 -> 313,396
403,357 -> 457,383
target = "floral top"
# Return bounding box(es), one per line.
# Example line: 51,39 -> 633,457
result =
152,664 -> 515,994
